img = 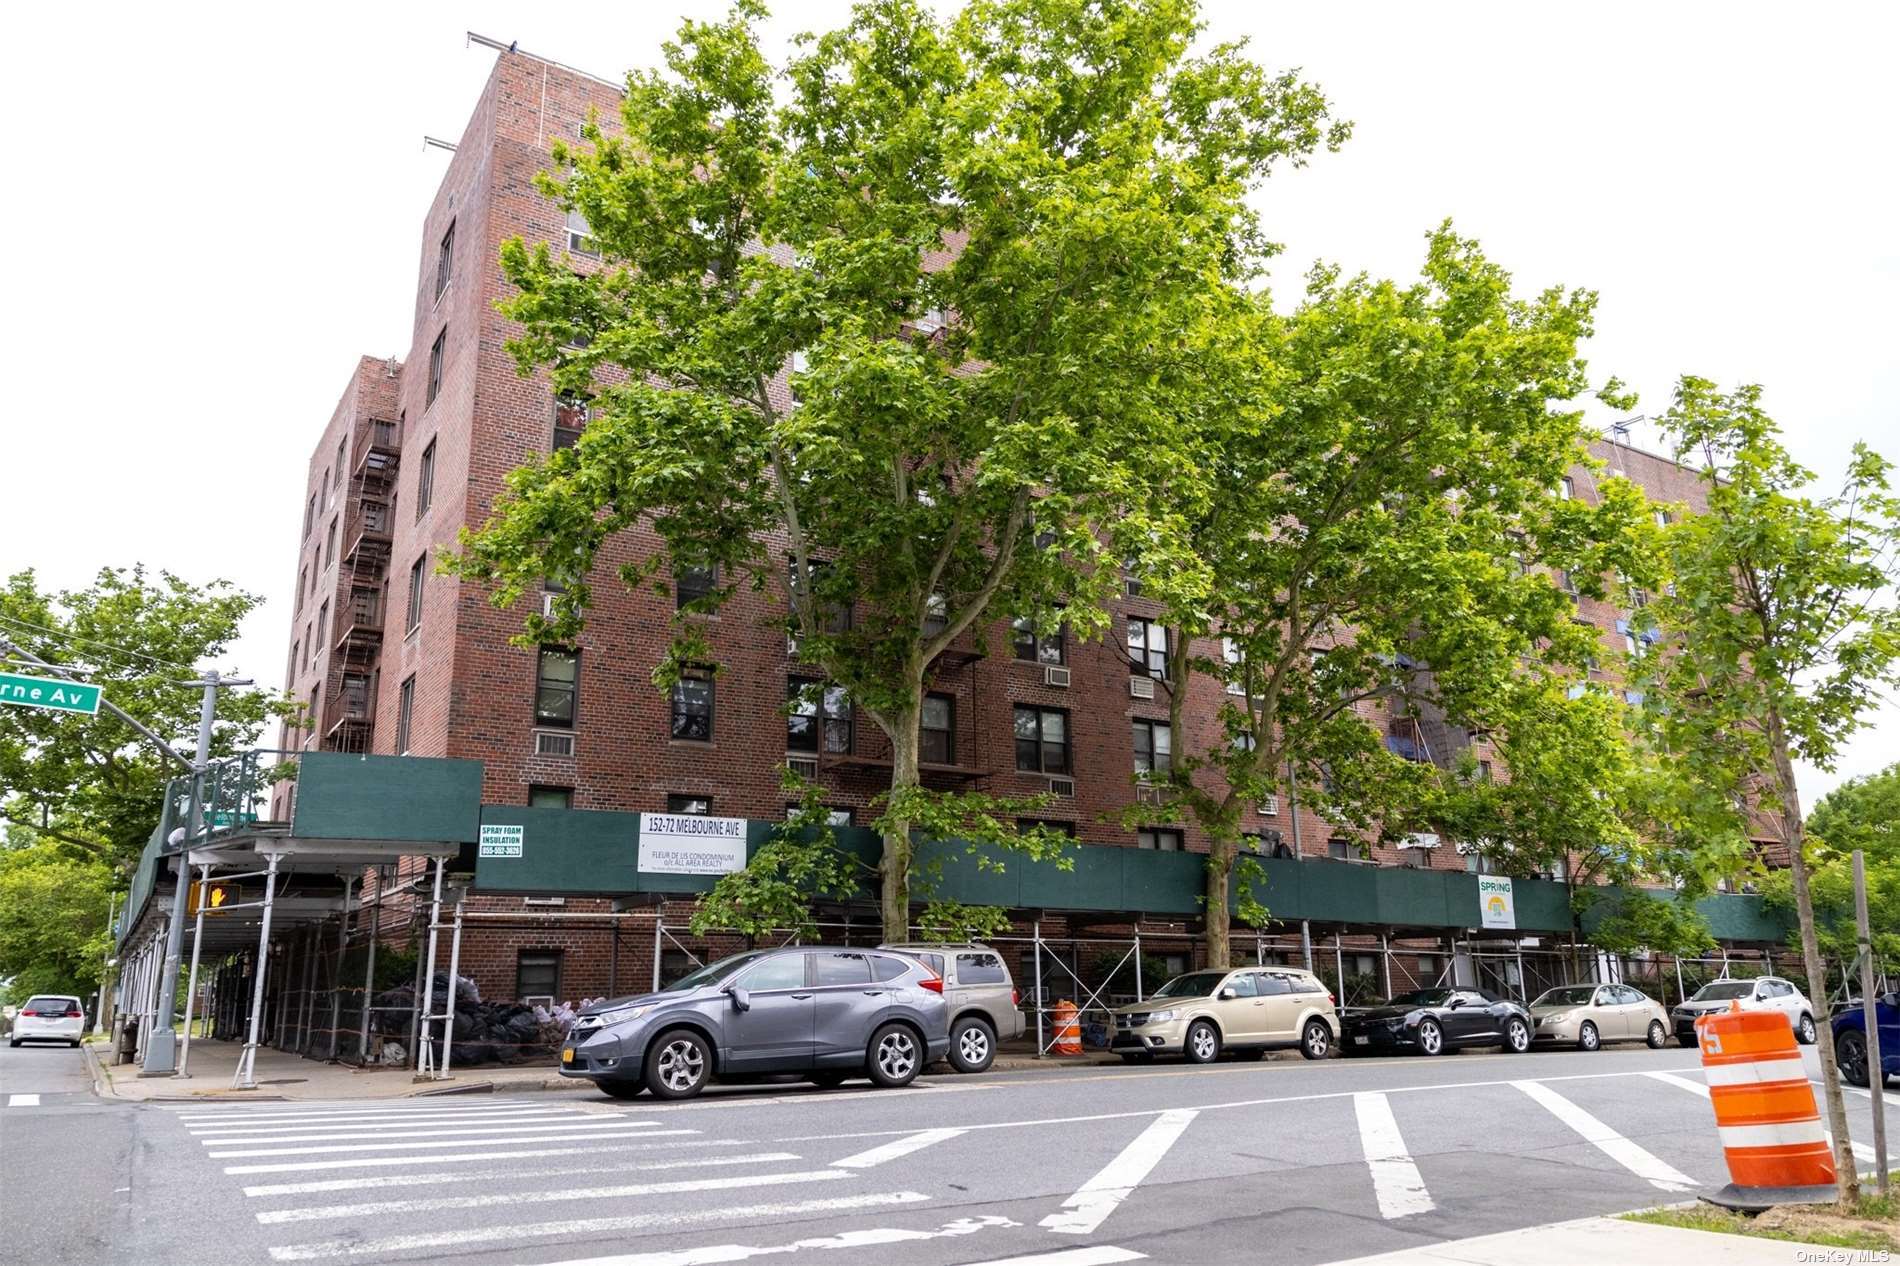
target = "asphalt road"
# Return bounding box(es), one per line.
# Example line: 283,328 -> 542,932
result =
3,1041 -> 1892,1265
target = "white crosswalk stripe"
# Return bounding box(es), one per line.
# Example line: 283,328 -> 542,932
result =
1513,1079 -> 1698,1192
1353,1092 -> 1435,1218
1039,1109 -> 1197,1235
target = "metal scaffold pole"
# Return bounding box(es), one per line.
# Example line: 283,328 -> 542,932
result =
652,915 -> 663,993
416,858 -> 446,1077
1032,921 -> 1045,1057
176,863 -> 213,1077
437,893 -> 466,1080
329,875 -> 354,1060
233,854 -> 280,1090
358,874 -> 380,1061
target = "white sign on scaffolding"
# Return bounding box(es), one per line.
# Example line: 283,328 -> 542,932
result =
638,813 -> 747,875
1478,875 -> 1516,930
479,824 -> 524,858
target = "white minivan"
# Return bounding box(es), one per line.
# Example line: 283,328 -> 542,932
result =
9,995 -> 85,1048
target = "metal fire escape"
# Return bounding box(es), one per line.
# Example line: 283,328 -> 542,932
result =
323,417 -> 400,753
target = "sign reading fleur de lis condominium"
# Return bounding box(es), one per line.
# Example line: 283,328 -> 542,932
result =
0,671 -> 102,715
638,813 -> 747,875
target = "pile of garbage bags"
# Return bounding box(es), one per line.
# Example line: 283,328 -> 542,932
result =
368,972 -> 605,1067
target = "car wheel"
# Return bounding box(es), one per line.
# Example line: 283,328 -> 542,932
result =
1184,1020 -> 1221,1065
1505,1017 -> 1532,1054
868,1023 -> 922,1088
1677,1034 -> 1698,1049
1577,1021 -> 1599,1053
596,1077 -> 647,1100
948,1016 -> 996,1074
643,1029 -> 712,1100
1301,1019 -> 1333,1060
1837,1030 -> 1871,1088
1417,1019 -> 1445,1056
1796,1013 -> 1817,1046
6,1039 -> 17,1049
808,1071 -> 850,1088
1646,1020 -> 1667,1049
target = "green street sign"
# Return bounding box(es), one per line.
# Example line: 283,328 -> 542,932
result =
0,671 -> 102,715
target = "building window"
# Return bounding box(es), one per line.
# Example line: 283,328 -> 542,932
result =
1137,828 -> 1183,851
321,467 -> 330,508
787,679 -> 851,753
302,625 -> 312,669
1123,562 -> 1143,598
1654,508 -> 1672,528
415,439 -> 436,518
324,517 -> 337,570
304,493 -> 316,541
670,670 -> 714,741
553,393 -> 589,450
295,567 -> 306,614
435,220 -> 455,301
288,640 -> 299,684
395,675 -> 415,753
335,439 -> 346,502
923,593 -> 948,638
789,805 -> 854,826
1477,760 -> 1493,782
1327,836 -> 1356,861
1466,851 -> 1498,874
1014,706 -> 1070,775
528,785 -> 571,809
1127,618 -> 1168,679
316,600 -> 329,648
427,328 -> 447,407
921,694 -> 954,765
1132,719 -> 1172,776
516,950 -> 561,1001
406,557 -> 425,633
1018,818 -> 1076,837
666,794 -> 711,815
676,565 -> 716,609
567,207 -> 598,257
535,648 -> 579,728
1011,616 -> 1065,664
1557,477 -> 1574,500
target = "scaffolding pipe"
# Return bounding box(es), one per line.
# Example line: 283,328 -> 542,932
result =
177,863 -> 213,1077
328,875 -> 354,1060
652,916 -> 664,992
1381,933 -> 1393,998
437,894 -> 466,1080
234,854 -> 280,1090
359,875 -> 381,1060
297,924 -> 319,1055
1133,932 -> 1143,1001
416,858 -> 446,1076
1301,920 -> 1314,971
1032,921 -> 1045,1058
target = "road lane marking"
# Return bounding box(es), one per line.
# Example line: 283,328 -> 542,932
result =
960,1250 -> 1146,1266
832,1128 -> 965,1169
1352,1092 -> 1434,1218
173,1103 -> 596,1122
210,1126 -> 683,1158
183,1109 -> 598,1130
1511,1080 -> 1697,1192
240,1152 -> 804,1197
1643,1070 -> 1711,1098
6,1094 -> 41,1107
264,1191 -> 932,1261
193,1118 -> 655,1145
422,1214 -> 1020,1266
255,1168 -> 851,1224
1039,1108 -> 1198,1235
221,1133 -> 721,1174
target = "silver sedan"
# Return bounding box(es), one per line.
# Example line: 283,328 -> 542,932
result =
1529,983 -> 1668,1050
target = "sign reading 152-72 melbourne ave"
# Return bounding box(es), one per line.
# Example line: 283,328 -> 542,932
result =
639,813 -> 747,876
0,671 -> 102,715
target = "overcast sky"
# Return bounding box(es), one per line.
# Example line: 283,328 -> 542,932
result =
2,2 -> 1893,803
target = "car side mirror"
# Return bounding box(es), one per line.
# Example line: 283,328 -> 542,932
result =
1217,987 -> 1236,1001
1447,997 -> 1465,1009
726,986 -> 751,1013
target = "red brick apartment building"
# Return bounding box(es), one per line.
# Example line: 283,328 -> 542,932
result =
275,48 -> 1730,1005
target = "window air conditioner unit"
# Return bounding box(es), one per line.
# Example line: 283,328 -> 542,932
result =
1129,676 -> 1155,700
1043,665 -> 1071,688
1046,777 -> 1076,798
523,995 -> 555,1009
1259,795 -> 1279,817
534,731 -> 575,757
542,592 -> 557,618
786,756 -> 819,780
1136,783 -> 1164,806
523,896 -> 567,907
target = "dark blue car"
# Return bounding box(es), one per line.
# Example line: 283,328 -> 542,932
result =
1832,992 -> 1900,1087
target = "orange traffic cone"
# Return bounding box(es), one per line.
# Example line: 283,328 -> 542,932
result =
1696,1001 -> 1837,1210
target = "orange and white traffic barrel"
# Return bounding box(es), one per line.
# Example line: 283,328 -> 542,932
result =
1697,1001 -> 1836,1210
1053,1000 -> 1082,1056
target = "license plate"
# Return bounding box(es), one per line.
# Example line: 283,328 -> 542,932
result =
1353,1036 -> 1369,1046
561,1048 -> 574,1064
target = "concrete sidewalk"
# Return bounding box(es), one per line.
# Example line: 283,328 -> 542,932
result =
1317,1213 -> 1837,1265
87,1035 -> 1123,1101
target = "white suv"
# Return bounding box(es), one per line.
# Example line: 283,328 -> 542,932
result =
9,995 -> 85,1048
1671,976 -> 1817,1047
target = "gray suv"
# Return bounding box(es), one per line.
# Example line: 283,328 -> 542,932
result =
561,946 -> 950,1100
881,942 -> 1024,1073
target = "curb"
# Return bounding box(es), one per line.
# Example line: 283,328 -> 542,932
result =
79,1039 -> 118,1100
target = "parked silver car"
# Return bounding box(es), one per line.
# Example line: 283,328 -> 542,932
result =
881,942 -> 1025,1073
561,946 -> 950,1100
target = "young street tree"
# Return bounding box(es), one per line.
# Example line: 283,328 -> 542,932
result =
1637,377 -> 1900,1204
0,567 -> 279,872
449,0 -> 1347,940
1133,229 -> 1656,968
1765,762 -> 1900,965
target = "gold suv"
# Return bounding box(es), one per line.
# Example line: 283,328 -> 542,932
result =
1109,966 -> 1341,1064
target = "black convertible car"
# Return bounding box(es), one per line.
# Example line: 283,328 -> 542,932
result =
1342,987 -> 1534,1056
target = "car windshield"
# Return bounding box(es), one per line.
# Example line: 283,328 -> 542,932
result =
1694,981 -> 1756,1001
1384,990 -> 1453,1007
1151,971 -> 1229,999
664,952 -> 767,992
1534,987 -> 1598,1007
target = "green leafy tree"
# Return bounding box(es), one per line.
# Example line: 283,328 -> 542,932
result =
1636,377 -> 1900,1204
1134,229 -> 1656,967
0,842 -> 116,1003
448,0 -> 1347,939
1762,763 -> 1900,966
0,567 -> 282,872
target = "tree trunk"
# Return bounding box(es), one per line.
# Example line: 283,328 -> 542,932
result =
1204,838 -> 1233,970
1768,708 -> 1859,1204
880,711 -> 920,944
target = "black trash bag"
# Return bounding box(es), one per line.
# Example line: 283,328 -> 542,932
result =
450,1041 -> 497,1066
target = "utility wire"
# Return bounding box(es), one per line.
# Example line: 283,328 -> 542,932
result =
0,612 -> 198,673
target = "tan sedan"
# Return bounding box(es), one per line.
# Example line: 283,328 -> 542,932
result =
1530,983 -> 1669,1051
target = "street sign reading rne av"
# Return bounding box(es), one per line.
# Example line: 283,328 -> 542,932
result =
0,671 -> 102,715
